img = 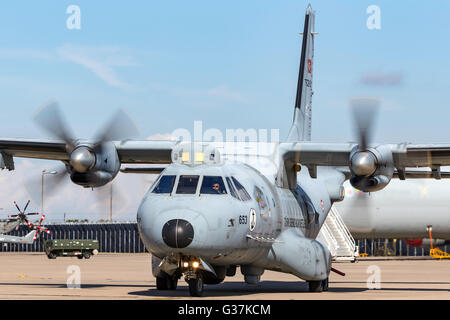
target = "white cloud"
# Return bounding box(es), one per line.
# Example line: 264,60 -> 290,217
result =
147,133 -> 178,140
57,44 -> 138,89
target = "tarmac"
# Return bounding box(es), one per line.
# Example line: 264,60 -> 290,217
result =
0,253 -> 448,300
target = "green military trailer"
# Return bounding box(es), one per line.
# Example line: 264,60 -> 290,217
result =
44,239 -> 99,259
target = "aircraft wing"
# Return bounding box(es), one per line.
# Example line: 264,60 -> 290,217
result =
281,142 -> 450,167
0,138 -> 68,164
0,138 -> 177,170
280,142 -> 450,184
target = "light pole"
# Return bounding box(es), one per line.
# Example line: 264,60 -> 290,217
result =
41,170 -> 57,214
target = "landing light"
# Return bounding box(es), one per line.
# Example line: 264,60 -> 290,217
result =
195,152 -> 204,162
182,152 -> 190,162
192,261 -> 200,268
183,262 -> 189,268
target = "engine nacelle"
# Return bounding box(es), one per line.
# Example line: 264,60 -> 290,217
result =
69,142 -> 120,188
349,144 -> 394,192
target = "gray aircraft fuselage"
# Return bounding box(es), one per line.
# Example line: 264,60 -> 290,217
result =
137,147 -> 340,285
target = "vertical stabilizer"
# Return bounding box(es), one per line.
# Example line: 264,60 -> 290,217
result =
287,5 -> 315,142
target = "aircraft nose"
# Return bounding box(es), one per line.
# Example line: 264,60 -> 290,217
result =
161,219 -> 194,248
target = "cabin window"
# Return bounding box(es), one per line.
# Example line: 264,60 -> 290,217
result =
152,175 -> 176,194
231,177 -> 252,201
200,176 -> 227,194
226,177 -> 239,199
176,175 -> 200,194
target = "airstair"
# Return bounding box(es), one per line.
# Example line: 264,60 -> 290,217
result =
317,206 -> 359,262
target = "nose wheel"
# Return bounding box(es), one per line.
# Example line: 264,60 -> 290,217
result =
187,274 -> 204,297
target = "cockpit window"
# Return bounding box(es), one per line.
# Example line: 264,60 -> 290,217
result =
231,177 -> 251,201
176,175 -> 200,194
152,175 -> 176,194
226,177 -> 239,199
200,176 -> 227,195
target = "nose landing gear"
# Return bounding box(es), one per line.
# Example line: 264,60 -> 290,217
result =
186,273 -> 204,297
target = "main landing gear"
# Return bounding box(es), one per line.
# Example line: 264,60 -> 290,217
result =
308,278 -> 329,292
156,271 -> 179,290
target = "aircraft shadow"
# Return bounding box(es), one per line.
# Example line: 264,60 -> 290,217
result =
128,280 -> 368,298
0,282 -> 155,289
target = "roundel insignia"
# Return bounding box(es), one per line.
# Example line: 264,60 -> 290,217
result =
249,208 -> 257,231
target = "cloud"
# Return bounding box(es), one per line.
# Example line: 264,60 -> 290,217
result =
0,45 -> 138,89
360,71 -> 404,86
147,133 -> 178,140
57,44 -> 138,89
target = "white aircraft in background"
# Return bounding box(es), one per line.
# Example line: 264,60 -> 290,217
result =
336,178 -> 450,248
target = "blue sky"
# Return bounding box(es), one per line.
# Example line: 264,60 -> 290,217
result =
0,1 -> 449,142
0,1 -> 449,219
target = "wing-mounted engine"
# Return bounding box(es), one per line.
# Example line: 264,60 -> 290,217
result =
349,144 -> 394,192
348,97 -> 395,192
68,141 -> 121,187
33,100 -> 139,188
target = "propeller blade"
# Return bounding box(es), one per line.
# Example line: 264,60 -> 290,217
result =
350,97 -> 380,151
38,215 -> 45,227
23,200 -> 31,213
23,165 -> 69,206
33,100 -> 75,151
341,187 -> 375,233
13,201 -> 22,213
93,108 -> 140,145
93,183 -> 128,221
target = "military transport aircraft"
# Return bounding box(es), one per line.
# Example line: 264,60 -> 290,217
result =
1,5 -> 450,296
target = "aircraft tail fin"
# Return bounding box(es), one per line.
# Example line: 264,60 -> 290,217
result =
287,5 -> 315,142
23,230 -> 37,244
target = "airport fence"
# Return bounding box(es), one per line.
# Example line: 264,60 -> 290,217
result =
0,222 -> 148,253
0,223 -> 446,256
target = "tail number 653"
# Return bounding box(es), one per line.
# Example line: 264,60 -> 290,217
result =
239,215 -> 248,225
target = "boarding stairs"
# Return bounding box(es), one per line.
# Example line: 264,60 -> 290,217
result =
317,206 -> 359,262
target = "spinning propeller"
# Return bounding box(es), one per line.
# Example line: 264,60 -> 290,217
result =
33,100 -> 140,187
8,200 -> 40,231
349,97 -> 380,178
